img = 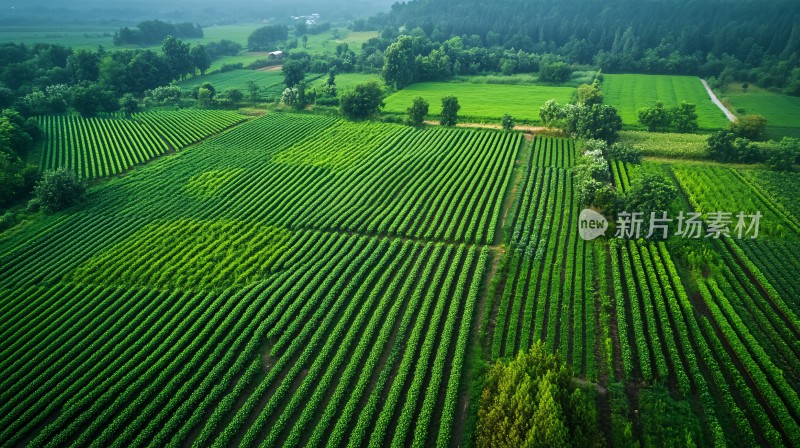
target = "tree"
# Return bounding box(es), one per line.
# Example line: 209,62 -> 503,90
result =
66,50 -> 100,83
575,81 -> 603,106
625,173 -> 678,216
730,114 -> 767,141
670,102 -> 698,133
407,96 -> 429,126
707,130 -> 737,162
539,99 -> 565,127
162,36 -> 193,81
247,25 -> 289,51
120,93 -> 139,116
246,80 -> 260,107
476,340 -> 603,448
765,138 -> 799,171
440,96 -> 460,126
190,45 -> 212,75
638,101 -> 671,132
339,81 -> 385,120
32,168 -> 85,213
302,35 -> 308,49
71,83 -> 118,116
197,87 -> 214,108
382,36 -> 416,90
539,61 -> 572,83
502,114 -> 515,132
282,59 -> 308,88
575,104 -> 623,143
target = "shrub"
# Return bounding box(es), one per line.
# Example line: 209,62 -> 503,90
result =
33,168 -> 86,213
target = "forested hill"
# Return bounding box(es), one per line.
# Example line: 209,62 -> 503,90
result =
375,0 -> 799,60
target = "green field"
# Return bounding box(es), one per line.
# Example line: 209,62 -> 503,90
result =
618,130 -> 708,159
37,110 -> 246,178
603,74 -> 731,130
0,113 -> 519,446
383,81 -> 575,122
723,83 -> 800,138
311,73 -> 384,91
3,111 -> 800,447
179,69 -> 285,97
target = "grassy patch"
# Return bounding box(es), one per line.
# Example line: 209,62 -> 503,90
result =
603,74 -> 730,130
722,83 -> 800,137
383,81 -> 575,122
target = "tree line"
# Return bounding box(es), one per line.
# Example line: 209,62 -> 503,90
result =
368,0 -> 800,95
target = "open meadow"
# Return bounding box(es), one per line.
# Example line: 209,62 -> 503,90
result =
383,81 -> 575,122
603,74 -> 731,130
723,83 -> 800,139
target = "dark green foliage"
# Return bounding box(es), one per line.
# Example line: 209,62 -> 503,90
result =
707,130 -> 738,162
638,102 -> 672,132
730,114 -> 768,141
407,96 -> 429,126
339,82 -> 386,120
70,83 -> 119,117
113,20 -> 202,46
764,138 -> 799,171
574,140 -> 620,214
282,60 -> 308,88
247,25 -> 289,51
539,61 -> 572,83
119,94 -> 139,116
574,81 -> 603,106
573,104 -> 623,143
625,173 -> 678,215
475,340 -> 603,448
382,36 -> 416,90
162,36 -> 194,81
0,152 -> 38,209
501,114 -> 515,132
190,45 -> 212,76
671,102 -> 699,133
607,143 -> 642,164
32,168 -> 85,213
440,96 -> 460,126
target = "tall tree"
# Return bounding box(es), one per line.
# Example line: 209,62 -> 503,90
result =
282,60 -> 308,88
440,96 -> 460,126
162,36 -> 193,81
190,45 -> 212,76
382,36 -> 416,90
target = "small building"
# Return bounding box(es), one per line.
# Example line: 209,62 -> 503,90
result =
268,51 -> 284,60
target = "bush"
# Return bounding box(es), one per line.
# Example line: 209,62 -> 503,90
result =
764,138 -> 799,171
538,61 -> 573,83
625,173 -> 678,215
339,81 -> 385,120
607,143 -> 642,164
220,63 -> 244,72
730,114 -> 767,141
33,168 -> 85,213
501,114 -> 515,132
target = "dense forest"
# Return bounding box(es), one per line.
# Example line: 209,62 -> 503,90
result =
370,0 -> 800,92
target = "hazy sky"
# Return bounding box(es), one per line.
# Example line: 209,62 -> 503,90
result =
1,0 -> 396,23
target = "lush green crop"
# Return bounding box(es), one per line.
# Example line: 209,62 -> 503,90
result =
38,110 -> 246,179
0,112 -> 511,446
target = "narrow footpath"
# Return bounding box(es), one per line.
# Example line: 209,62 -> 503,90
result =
700,78 -> 737,122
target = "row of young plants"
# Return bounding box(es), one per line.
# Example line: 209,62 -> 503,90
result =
38,110 -> 246,179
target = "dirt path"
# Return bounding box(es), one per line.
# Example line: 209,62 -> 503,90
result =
700,79 -> 737,122
258,64 -> 283,72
